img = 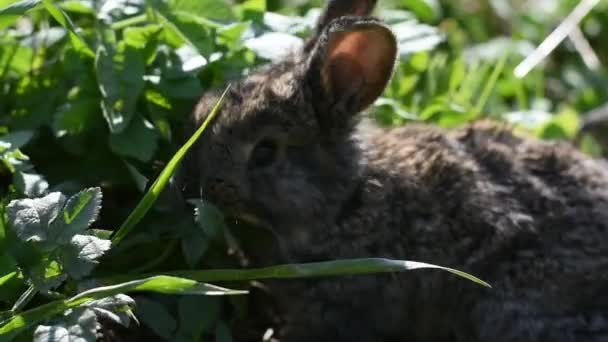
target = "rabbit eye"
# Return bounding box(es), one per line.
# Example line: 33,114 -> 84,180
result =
250,138 -> 279,169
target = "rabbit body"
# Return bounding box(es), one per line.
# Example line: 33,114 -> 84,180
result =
182,1 -> 608,341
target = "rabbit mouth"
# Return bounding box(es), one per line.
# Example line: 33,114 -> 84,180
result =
221,202 -> 275,232
232,212 -> 273,231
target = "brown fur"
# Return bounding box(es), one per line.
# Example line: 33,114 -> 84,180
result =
180,2 -> 608,341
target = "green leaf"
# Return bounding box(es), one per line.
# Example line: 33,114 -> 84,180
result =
160,11 -> 216,57
0,131 -> 33,151
6,192 -> 67,243
136,298 -> 176,340
168,0 -> 234,21
109,116 -> 159,162
59,0 -> 94,15
194,201 -> 225,240
124,162 -> 149,193
0,0 -> 41,15
181,228 -> 209,268
41,0 -> 94,57
123,24 -> 162,64
397,0 -> 440,22
177,296 -> 220,340
215,321 -> 232,342
95,44 -> 145,133
59,234 -> 111,279
235,0 -> 265,21
111,85 -> 230,244
52,98 -> 100,137
50,188 -> 102,244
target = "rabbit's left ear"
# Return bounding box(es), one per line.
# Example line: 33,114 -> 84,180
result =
305,18 -> 397,126
305,0 -> 378,50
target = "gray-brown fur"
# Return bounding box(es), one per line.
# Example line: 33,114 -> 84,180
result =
181,1 -> 608,341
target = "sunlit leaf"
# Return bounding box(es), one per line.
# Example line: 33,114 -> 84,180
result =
60,234 -> 111,279
33,307 -> 97,342
50,188 -> 102,244
7,192 -> 66,243
0,0 -> 41,15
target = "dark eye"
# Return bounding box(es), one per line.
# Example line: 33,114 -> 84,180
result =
250,138 -> 279,169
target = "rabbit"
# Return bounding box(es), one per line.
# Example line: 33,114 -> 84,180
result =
179,0 -> 608,341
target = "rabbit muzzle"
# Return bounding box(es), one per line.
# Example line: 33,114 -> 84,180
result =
204,177 -> 240,205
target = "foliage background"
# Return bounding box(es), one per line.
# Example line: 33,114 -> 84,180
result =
1,0 -> 607,340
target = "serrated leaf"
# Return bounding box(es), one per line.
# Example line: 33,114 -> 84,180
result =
33,307 -> 97,342
60,234 -> 111,279
7,192 -> 67,243
49,188 -> 102,244
26,260 -> 67,292
85,294 -> 134,327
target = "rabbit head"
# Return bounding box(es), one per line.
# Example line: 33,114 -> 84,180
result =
183,0 -> 397,236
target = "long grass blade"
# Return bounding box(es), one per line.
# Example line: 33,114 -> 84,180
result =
111,85 -> 230,244
473,52 -> 508,116
101,258 -> 491,288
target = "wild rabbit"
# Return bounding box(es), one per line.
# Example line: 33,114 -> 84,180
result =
180,0 -> 608,341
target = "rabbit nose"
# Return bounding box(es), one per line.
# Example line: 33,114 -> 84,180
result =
206,177 -> 238,204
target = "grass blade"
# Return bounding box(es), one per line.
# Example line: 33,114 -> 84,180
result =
0,275 -> 245,340
101,258 -> 491,288
111,85 -> 230,244
41,0 -> 94,57
0,0 -> 41,15
473,52 -> 508,116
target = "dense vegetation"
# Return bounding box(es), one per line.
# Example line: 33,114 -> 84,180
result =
1,0 -> 607,340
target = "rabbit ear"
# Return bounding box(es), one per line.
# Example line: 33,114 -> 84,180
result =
305,18 -> 397,131
305,0 -> 377,50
